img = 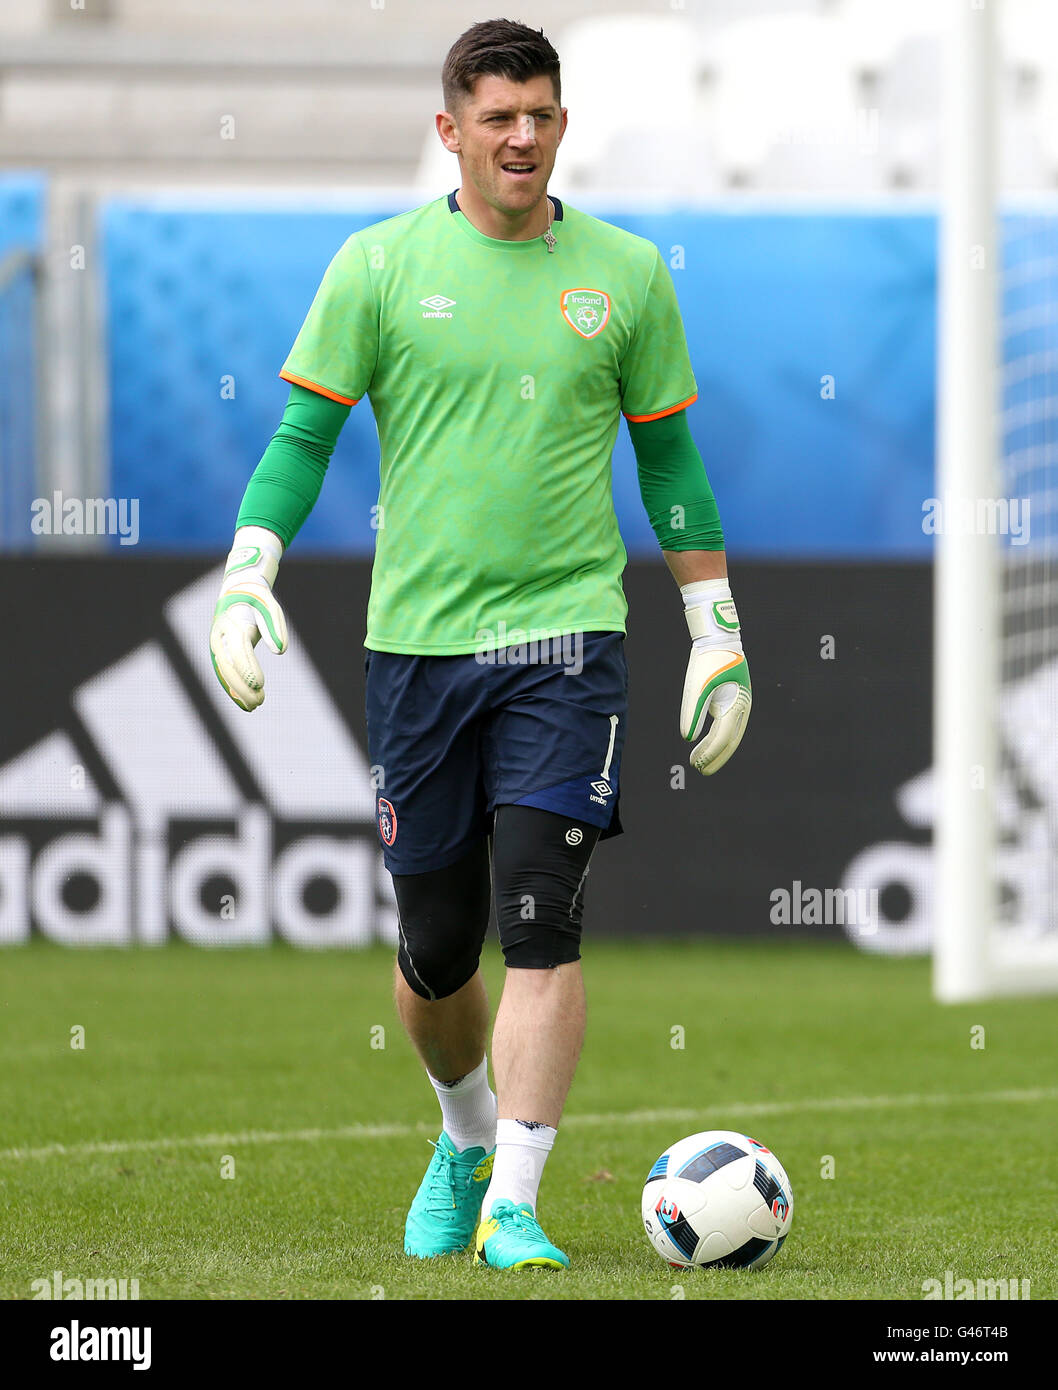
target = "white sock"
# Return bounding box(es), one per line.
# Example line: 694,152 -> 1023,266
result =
427,1055 -> 497,1153
482,1118 -> 557,1218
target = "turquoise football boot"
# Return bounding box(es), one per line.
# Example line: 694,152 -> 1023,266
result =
404,1132 -> 495,1258
473,1199 -> 570,1269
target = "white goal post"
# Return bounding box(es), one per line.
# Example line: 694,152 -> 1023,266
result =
933,0 -> 1058,999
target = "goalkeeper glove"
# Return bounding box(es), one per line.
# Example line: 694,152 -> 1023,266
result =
679,577 -> 752,776
209,526 -> 288,711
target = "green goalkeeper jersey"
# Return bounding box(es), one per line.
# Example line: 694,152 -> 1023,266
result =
280,191 -> 698,654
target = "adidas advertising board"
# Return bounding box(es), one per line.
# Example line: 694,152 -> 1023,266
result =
6,556 -> 1032,955
0,561 -> 398,948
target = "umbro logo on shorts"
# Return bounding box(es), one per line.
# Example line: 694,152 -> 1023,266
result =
589,779 -> 612,807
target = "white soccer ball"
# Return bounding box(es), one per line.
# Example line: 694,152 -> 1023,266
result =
641,1129 -> 793,1270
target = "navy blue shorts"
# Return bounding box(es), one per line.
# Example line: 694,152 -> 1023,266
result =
364,631 -> 628,874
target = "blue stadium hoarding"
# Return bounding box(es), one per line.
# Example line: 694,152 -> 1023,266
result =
101,198 -> 939,558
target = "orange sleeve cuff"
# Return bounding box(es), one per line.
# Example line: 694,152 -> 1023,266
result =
279,369 -> 360,407
622,391 -> 697,424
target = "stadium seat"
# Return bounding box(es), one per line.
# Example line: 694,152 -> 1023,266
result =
832,0 -> 941,76
870,34 -> 941,190
703,13 -> 861,188
999,0 -> 1058,76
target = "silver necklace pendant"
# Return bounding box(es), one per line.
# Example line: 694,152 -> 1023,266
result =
544,198 -> 556,253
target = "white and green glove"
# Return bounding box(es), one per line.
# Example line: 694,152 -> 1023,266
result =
209,526 -> 288,711
679,578 -> 752,776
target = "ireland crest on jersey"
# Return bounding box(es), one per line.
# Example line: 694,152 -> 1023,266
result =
561,287 -> 611,339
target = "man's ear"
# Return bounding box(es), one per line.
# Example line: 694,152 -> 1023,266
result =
436,110 -> 461,154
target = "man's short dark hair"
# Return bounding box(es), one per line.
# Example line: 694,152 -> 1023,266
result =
442,18 -> 561,119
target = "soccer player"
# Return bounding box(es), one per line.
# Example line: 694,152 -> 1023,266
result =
209,18 -> 751,1271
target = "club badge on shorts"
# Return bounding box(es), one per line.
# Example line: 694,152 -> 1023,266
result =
560,287 -> 611,339
377,797 -> 397,846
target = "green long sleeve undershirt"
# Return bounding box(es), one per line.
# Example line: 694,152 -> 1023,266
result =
236,384 -> 723,552
236,384 -> 350,545
626,409 -> 725,551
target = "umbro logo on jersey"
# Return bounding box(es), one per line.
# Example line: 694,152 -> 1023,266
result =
561,288 -> 611,339
0,568 -> 398,949
420,294 -> 456,319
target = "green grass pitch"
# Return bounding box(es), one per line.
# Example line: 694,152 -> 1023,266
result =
1,938 -> 1055,1301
